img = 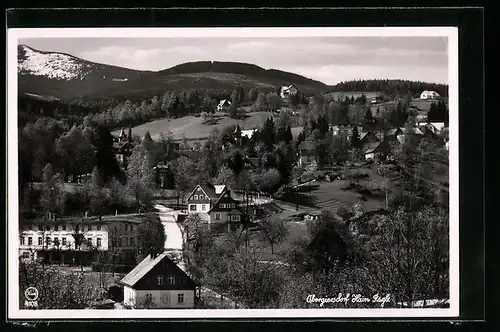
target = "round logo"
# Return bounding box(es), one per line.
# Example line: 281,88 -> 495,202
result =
25,287 -> 39,301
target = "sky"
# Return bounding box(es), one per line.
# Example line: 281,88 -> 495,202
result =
20,36 -> 449,85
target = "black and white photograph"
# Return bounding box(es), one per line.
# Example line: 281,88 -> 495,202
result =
7,27 -> 459,319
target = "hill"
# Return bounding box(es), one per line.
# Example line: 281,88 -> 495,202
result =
18,45 -> 328,101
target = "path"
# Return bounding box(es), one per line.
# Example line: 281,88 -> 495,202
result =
154,204 -> 239,308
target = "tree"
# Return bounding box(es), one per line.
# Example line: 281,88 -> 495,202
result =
260,117 -> 276,151
94,126 -> 122,184
248,87 -> 258,102
361,207 -> 449,306
126,146 -> 155,206
19,258 -> 99,309
91,166 -> 103,188
351,125 -> 360,148
213,165 -> 236,187
40,164 -> 64,215
253,93 -> 268,112
136,213 -> 166,260
259,217 -> 289,254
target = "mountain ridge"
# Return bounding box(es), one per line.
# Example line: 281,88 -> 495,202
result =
18,45 -> 329,100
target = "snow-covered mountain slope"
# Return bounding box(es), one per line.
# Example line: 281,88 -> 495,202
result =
18,45 -> 95,80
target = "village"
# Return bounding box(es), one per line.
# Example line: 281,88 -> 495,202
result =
18,82 -> 450,310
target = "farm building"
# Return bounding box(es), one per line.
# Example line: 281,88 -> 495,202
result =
420,90 -> 441,100
120,252 -> 197,309
297,138 -> 317,168
217,99 -> 232,112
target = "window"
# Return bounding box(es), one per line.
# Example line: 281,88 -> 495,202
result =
96,224 -> 101,231
215,213 -> 221,220
123,238 -> 127,246
38,237 -> 42,246
28,237 -> 33,246
194,194 -> 198,200
231,215 -> 241,222
231,203 -> 235,209
21,237 -> 25,245
87,238 -> 92,247
179,277 -> 185,285
54,225 -> 59,231
190,205 -> 197,211
22,252 -> 30,259
202,204 -> 207,211
62,237 -> 67,246
157,275 -> 164,285
130,237 -> 134,246
124,224 -> 128,231
130,225 -> 133,231
97,238 -> 102,247
168,275 -> 175,285
177,293 -> 184,303
62,224 -> 66,231
46,237 -> 52,246
54,238 -> 59,246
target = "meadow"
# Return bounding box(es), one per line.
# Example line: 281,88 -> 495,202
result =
113,111 -> 304,141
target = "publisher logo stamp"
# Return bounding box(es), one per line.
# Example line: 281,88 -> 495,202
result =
24,287 -> 39,308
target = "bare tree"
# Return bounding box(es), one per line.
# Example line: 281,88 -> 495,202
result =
259,217 -> 288,254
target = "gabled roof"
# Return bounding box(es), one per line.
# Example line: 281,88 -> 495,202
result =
113,141 -> 131,149
386,128 -> 402,136
218,99 -> 231,107
188,183 -> 219,201
363,142 -> 382,154
120,252 -> 186,288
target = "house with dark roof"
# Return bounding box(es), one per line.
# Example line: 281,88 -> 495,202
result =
186,183 -> 244,229
113,128 -> 134,167
363,141 -> 388,160
297,137 -> 317,168
120,252 -> 197,309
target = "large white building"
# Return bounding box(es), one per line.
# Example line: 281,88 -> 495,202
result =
19,214 -> 140,264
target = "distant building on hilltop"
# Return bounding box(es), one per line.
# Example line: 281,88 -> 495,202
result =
420,90 -> 441,100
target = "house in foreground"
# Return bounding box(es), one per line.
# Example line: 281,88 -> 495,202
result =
120,252 -> 197,309
186,183 -> 245,230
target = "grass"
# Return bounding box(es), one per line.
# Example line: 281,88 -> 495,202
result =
113,112 -> 304,141
328,91 -> 379,100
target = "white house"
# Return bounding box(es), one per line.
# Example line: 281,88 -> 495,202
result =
120,252 -> 197,309
241,129 -> 258,139
280,85 -> 298,100
19,215 -> 139,263
420,90 -> 441,100
216,99 -> 231,112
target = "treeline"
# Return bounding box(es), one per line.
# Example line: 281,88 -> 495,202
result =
329,79 -> 449,98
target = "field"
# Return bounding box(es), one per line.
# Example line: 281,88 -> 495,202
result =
410,98 -> 448,112
113,112 -> 304,141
